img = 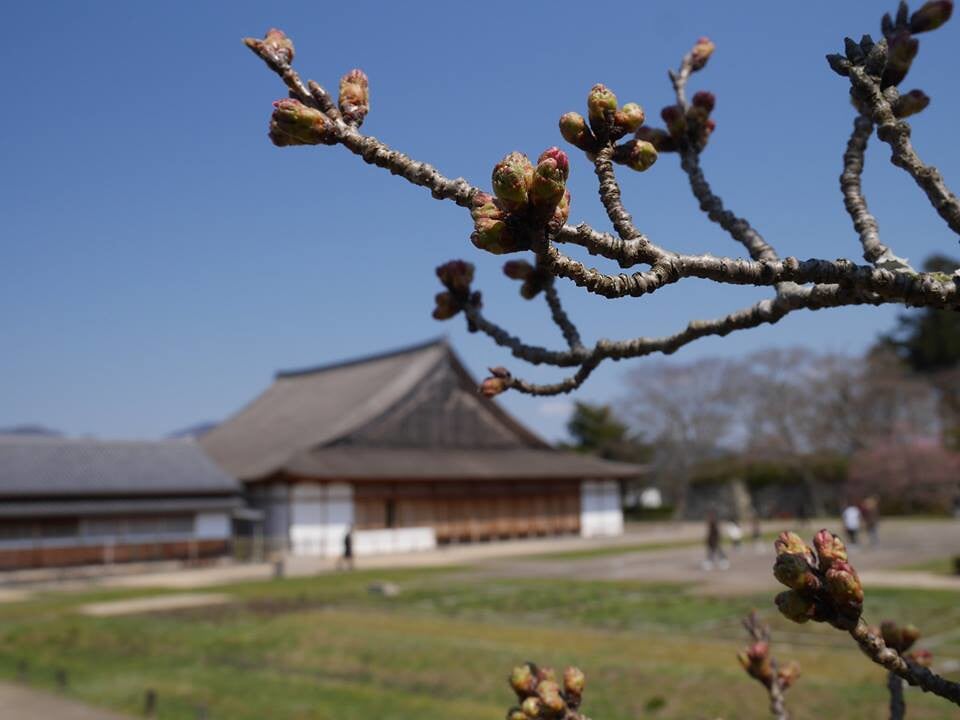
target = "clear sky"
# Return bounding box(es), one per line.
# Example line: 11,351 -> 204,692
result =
2,1 -> 958,442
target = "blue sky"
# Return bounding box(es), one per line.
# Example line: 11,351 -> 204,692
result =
2,1 -> 959,442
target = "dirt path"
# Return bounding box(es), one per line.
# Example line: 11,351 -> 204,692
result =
0,681 -> 131,719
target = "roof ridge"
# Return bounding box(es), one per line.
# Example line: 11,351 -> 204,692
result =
276,336 -> 447,379
0,436 -> 197,447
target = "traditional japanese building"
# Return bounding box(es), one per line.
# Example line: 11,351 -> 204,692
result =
0,437 -> 242,569
201,339 -> 643,557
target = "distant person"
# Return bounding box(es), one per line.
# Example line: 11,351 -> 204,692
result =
842,503 -> 862,547
726,519 -> 744,552
862,496 -> 880,547
337,525 -> 355,571
797,503 -> 809,527
703,512 -> 729,570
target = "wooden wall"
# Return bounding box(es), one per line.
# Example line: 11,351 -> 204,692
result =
352,481 -> 580,542
0,540 -> 229,570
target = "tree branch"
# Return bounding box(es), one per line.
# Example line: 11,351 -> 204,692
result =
592,147 -> 661,262
888,671 -> 906,720
543,282 -> 585,351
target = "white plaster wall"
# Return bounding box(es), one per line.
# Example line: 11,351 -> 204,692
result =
194,512 -> 230,539
580,479 -> 624,537
353,527 -> 436,556
289,482 -> 354,557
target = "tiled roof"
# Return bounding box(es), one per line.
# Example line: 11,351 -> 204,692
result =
0,437 -> 241,498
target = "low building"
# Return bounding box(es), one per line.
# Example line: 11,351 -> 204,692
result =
0,437 -> 242,569
200,339 -> 643,557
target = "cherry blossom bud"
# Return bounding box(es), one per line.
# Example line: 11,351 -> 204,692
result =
776,531 -> 817,566
338,69 -> 370,125
826,53 -> 852,77
812,529 -> 847,572
907,649 -> 933,667
559,112 -> 597,152
614,103 -> 646,134
537,147 -> 569,181
774,553 -> 821,592
825,560 -> 864,615
775,590 -> 816,624
432,291 -> 460,320
470,192 -> 505,222
910,1 -> 953,33
244,28 -> 295,65
520,696 -> 542,718
503,260 -> 535,281
881,620 -> 904,651
635,126 -> 677,152
472,217 -> 516,255
563,667 -> 585,699
534,666 -> 557,683
777,661 -> 801,690
435,259 -> 474,294
883,31 -> 919,87
690,37 -> 715,71
489,366 -> 511,379
507,708 -> 527,720
269,99 -> 337,146
509,664 -> 538,698
901,624 -> 921,650
536,681 -> 566,717
480,377 -> 509,397
492,152 -> 534,210
613,140 -> 658,172
531,152 -> 568,209
692,91 -> 716,113
661,105 -> 687,138
551,189 -> 571,228
587,84 -> 618,133
893,89 -> 930,117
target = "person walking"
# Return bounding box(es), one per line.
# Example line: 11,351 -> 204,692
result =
726,518 -> 744,552
842,503 -> 862,547
336,525 -> 355,570
703,512 -> 729,570
862,496 -> 880,547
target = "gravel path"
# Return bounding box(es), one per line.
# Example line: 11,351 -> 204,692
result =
0,681 -> 131,719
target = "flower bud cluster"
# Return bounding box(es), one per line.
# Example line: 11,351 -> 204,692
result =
471,149 -> 571,255
828,2 -> 951,93
432,260 -> 479,321
339,69 -> 370,126
874,620 -> 935,666
559,86 -> 657,171
506,662 -> 587,720
637,90 -> 717,155
503,260 -> 552,300
244,28 -> 295,66
773,530 -> 864,630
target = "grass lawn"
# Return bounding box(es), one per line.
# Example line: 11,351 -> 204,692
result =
897,556 -> 959,576
0,568 -> 958,719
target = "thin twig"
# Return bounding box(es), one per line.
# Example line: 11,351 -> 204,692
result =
543,282 -> 585,351
888,671 -> 906,720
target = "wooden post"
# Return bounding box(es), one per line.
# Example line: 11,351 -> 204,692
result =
17,659 -> 28,682
55,668 -> 68,692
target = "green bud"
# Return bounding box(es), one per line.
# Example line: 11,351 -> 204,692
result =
339,69 -> 370,125
614,103 -> 646,134
551,189 -> 571,228
559,112 -> 597,152
774,553 -> 821,592
470,192 -> 505,222
690,36 -> 715,71
269,99 -> 338,146
537,147 -> 570,181
825,560 -> 864,615
910,1 -> 953,33
432,291 -> 460,320
492,152 -> 534,210
776,531 -> 817,566
530,155 -> 567,209
812,529 -> 847,572
536,681 -> 566,718
775,590 -> 816,624
587,83 -> 618,133
612,140 -> 658,172
509,664 -> 538,698
520,696 -> 541,718
893,89 -> 930,117
472,217 -> 517,255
